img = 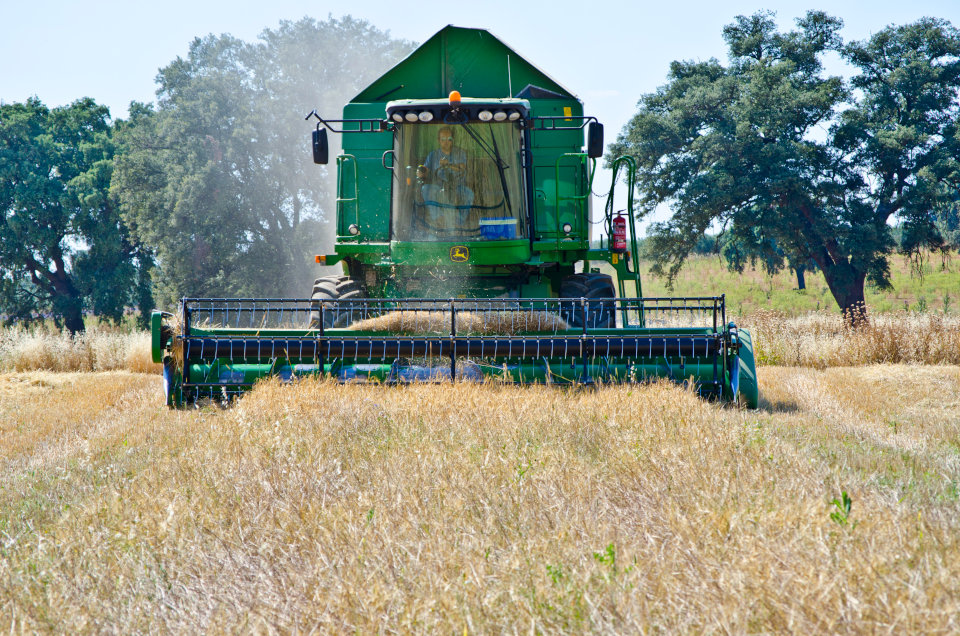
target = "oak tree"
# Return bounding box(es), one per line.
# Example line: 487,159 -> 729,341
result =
112,16 -> 414,306
612,12 -> 960,320
0,98 -> 151,332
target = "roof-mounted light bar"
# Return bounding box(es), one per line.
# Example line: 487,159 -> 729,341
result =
385,94 -> 530,125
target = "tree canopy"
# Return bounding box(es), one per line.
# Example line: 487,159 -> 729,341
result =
112,16 -> 415,307
0,97 -> 151,332
611,12 -> 960,319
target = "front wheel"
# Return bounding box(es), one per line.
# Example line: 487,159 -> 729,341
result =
308,275 -> 367,328
558,273 -> 617,329
735,328 -> 759,409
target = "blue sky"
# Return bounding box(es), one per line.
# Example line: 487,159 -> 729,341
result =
5,0 -> 957,127
3,0 -> 958,230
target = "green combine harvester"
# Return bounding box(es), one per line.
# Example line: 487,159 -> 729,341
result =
150,26 -> 759,408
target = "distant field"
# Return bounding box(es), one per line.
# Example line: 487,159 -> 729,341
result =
1,369 -> 958,632
603,252 -> 960,316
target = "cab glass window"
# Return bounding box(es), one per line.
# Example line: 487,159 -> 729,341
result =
391,122 -> 526,242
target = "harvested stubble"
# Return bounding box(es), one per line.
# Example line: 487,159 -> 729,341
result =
743,310 -> 960,367
1,366 -> 959,632
349,310 -> 570,335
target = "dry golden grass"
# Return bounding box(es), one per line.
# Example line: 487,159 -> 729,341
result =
744,310 -> 960,367
0,327 -> 159,374
1,367 -> 959,632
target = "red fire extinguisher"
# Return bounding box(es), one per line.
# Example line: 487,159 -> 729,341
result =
612,214 -> 627,252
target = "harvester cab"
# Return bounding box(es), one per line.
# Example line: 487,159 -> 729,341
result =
310,93 -> 610,304
151,26 -> 759,408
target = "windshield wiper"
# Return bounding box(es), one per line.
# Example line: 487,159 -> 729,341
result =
458,123 -> 513,217
487,127 -> 513,217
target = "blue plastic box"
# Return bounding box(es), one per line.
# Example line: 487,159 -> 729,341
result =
479,217 -> 517,239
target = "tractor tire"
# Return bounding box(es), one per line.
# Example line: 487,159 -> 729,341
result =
308,275 -> 366,328
559,273 -> 617,329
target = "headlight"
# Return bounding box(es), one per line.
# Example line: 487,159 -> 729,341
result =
477,110 -> 493,122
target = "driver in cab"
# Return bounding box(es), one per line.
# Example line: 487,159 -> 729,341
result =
417,126 -> 474,222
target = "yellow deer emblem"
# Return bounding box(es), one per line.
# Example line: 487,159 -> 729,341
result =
449,246 -> 469,262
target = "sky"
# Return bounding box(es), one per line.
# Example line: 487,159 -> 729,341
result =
3,0 -> 958,231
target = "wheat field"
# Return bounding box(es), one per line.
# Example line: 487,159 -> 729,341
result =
1,365 -> 959,632
0,326 -> 158,374
742,310 -> 960,367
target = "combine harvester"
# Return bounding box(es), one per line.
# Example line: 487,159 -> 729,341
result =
150,26 -> 759,408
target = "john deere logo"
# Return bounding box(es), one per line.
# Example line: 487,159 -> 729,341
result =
449,246 -> 469,262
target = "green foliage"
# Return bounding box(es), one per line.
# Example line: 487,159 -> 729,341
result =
592,543 -> 617,568
829,490 -> 854,527
112,17 -> 415,306
545,563 -> 565,585
933,199 -> 960,251
0,98 -> 152,332
612,12 -> 960,318
692,233 -> 721,255
591,543 -> 635,583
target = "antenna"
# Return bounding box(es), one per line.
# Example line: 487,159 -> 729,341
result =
507,55 -> 512,97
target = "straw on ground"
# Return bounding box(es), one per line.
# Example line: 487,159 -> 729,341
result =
0,367 -> 958,632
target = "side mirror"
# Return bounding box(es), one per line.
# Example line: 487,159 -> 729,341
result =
312,128 -> 329,164
586,122 -> 604,159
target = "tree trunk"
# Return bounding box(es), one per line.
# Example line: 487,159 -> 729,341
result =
49,257 -> 86,334
820,263 -> 867,326
795,265 -> 806,290
62,299 -> 85,334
